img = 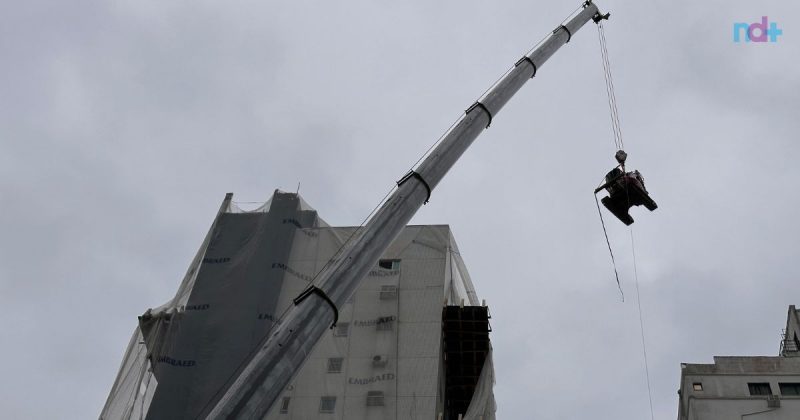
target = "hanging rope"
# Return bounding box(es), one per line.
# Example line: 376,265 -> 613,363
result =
594,192 -> 624,301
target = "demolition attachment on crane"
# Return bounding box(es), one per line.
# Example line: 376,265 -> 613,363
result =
594,150 -> 657,225
592,11 -> 657,226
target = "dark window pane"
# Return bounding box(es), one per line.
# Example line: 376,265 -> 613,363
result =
780,383 -> 800,396
319,396 -> 336,413
366,391 -> 385,406
748,382 -> 772,396
378,259 -> 400,270
327,357 -> 343,373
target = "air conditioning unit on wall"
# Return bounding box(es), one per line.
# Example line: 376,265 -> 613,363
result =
767,395 -> 781,408
372,355 -> 388,368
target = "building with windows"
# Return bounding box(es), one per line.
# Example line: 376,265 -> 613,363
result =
676,305 -> 800,420
102,191 -> 495,420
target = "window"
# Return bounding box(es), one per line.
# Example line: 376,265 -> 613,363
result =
379,285 -> 397,300
748,382 -> 773,396
327,357 -> 343,373
334,323 -> 350,337
378,259 -> 400,270
692,383 -> 703,391
319,396 -> 336,413
794,333 -> 800,351
279,397 -> 290,414
780,383 -> 800,396
376,316 -> 394,331
366,391 -> 385,407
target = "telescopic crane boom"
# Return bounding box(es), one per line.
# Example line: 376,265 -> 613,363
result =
206,2 -> 606,417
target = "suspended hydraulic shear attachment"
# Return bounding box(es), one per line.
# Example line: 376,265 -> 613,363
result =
590,10 -> 657,226
594,150 -> 657,225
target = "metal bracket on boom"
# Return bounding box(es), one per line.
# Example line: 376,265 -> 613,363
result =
514,56 -> 537,78
592,12 -> 611,23
466,101 -> 493,128
397,170 -> 432,204
583,0 -> 609,24
554,25 -> 572,43
293,285 -> 339,329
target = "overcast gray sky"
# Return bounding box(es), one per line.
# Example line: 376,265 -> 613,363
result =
1,0 -> 798,418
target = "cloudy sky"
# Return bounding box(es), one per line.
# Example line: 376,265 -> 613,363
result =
2,0 -> 798,418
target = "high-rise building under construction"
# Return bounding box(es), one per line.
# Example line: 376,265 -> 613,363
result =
102,191 -> 495,419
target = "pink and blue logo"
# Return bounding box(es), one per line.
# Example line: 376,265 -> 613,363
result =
734,16 -> 783,43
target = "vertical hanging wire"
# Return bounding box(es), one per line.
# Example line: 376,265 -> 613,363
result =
597,21 -> 624,151
601,22 -> 624,150
631,227 -> 655,420
596,18 -> 655,420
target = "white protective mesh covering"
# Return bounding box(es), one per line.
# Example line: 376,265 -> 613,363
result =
226,199 -> 271,214
101,193 -> 232,419
446,232 -> 480,307
462,349 -> 497,420
102,192 -> 494,420
100,328 -> 156,419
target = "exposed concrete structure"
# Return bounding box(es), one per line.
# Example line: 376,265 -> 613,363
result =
677,306 -> 800,420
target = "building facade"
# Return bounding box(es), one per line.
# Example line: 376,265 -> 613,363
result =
676,306 -> 800,420
102,191 -> 495,420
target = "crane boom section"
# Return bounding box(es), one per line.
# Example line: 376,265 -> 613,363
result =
206,3 -> 601,418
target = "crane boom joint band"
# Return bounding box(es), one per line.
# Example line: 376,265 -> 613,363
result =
514,56 -> 537,78
293,285 -> 339,329
397,170 -> 432,204
466,101 -> 493,128
554,25 -> 572,43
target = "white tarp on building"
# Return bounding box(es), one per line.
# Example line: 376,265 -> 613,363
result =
101,191 -> 494,420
